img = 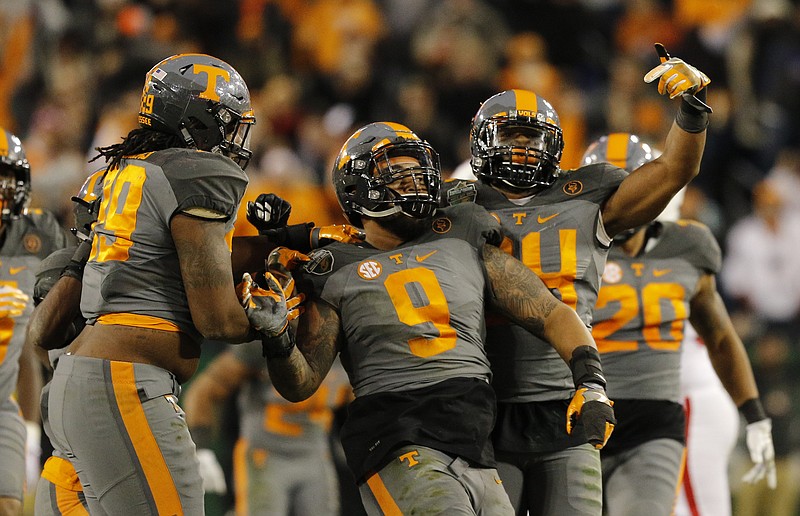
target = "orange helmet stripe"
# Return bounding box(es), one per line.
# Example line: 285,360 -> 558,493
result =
0,130 -> 8,157
606,133 -> 631,170
513,89 -> 539,111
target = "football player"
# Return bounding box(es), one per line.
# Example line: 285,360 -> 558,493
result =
250,122 -> 615,515
440,44 -> 711,515
584,133 -> 775,516
0,127 -> 70,515
26,170 -> 102,516
183,343 -> 352,516
42,53 -> 280,515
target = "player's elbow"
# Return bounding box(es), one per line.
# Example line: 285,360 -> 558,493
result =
193,308 -> 250,343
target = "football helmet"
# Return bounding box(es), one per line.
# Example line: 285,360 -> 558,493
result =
581,132 -> 657,173
470,89 -> 564,189
582,133 -> 661,243
138,53 -> 256,169
0,127 -> 31,221
332,122 -> 441,227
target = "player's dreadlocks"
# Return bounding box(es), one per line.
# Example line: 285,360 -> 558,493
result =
90,128 -> 186,172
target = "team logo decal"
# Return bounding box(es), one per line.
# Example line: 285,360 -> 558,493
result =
446,181 -> 477,206
357,260 -> 383,280
563,180 -> 583,195
23,234 -> 42,254
602,261 -> 623,284
432,217 -> 452,234
303,249 -> 334,275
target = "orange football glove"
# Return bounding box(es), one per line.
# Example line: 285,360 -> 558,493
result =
310,224 -> 366,249
567,387 -> 616,449
644,43 -> 710,100
239,272 -> 291,337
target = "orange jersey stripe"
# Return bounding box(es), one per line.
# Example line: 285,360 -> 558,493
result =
97,313 -> 181,332
110,361 -> 183,515
365,472 -> 403,516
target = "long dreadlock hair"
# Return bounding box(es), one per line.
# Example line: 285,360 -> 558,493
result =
90,128 -> 187,172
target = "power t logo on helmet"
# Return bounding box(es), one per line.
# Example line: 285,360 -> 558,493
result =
333,122 -> 441,227
138,53 -> 256,169
470,89 -> 564,190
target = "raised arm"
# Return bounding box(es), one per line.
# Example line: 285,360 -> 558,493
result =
602,45 -> 710,237
172,213 -> 252,343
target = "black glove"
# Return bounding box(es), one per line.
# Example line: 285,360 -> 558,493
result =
566,345 -> 616,449
246,193 -> 292,234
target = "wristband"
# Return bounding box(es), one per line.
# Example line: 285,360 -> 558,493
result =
59,239 -> 93,281
739,398 -> 768,424
570,345 -> 607,389
263,223 -> 315,253
261,331 -> 296,359
675,88 -> 709,133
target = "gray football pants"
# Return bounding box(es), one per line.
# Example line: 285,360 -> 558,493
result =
602,438 -> 685,516
495,443 -> 603,516
46,355 -> 203,516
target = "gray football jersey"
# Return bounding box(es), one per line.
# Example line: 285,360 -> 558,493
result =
231,341 -> 351,454
301,202 -> 502,398
80,149 -> 247,339
445,164 -> 627,402
0,210 -> 70,402
593,221 -> 721,402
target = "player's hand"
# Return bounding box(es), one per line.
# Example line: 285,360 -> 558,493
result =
644,43 -> 710,101
240,272 -> 305,335
267,247 -> 310,286
196,448 -> 227,495
0,285 -> 29,318
742,418 -> 777,489
567,386 -> 616,449
310,224 -> 366,249
246,193 -> 292,234
70,195 -> 99,242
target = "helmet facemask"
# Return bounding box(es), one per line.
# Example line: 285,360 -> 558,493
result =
0,130 -> 31,223
341,141 -> 441,225
473,118 -> 562,190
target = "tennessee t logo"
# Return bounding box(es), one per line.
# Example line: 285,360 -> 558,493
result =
513,213 -> 526,225
399,450 -> 420,467
192,64 -> 230,101
631,263 -> 645,277
389,253 -> 403,264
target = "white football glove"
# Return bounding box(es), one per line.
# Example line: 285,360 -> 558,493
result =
196,448 -> 227,495
25,421 -> 41,490
742,418 -> 777,489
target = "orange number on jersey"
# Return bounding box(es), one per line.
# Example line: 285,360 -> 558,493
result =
593,282 -> 687,352
92,165 -> 146,262
592,284 -> 638,353
642,283 -> 686,351
519,230 -> 578,310
384,268 -> 457,358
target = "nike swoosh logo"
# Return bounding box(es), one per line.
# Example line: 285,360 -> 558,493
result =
537,213 -> 559,224
653,269 -> 671,277
9,266 -> 26,275
416,250 -> 438,262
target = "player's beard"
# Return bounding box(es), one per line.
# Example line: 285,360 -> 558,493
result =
378,211 -> 432,242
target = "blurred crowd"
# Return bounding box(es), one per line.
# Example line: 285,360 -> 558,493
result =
3,0 -> 800,514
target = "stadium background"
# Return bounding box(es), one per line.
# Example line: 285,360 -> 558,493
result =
3,0 -> 800,514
